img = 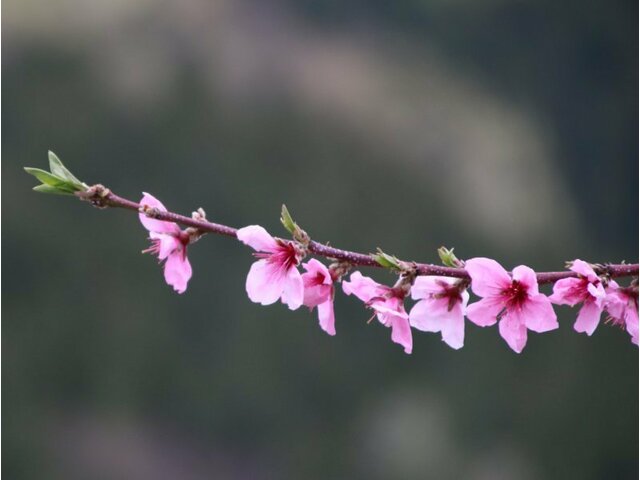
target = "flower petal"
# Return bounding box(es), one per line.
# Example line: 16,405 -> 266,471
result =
520,294 -> 558,333
570,259 -> 598,282
465,258 -> 512,297
317,300 -> 336,336
245,259 -> 285,305
163,251 -> 192,294
342,271 -> 387,303
498,313 -> 528,353
236,225 -> 279,252
440,306 -> 465,350
549,278 -> 584,306
139,192 -> 181,235
512,265 -> 539,295
389,315 -> 413,354
410,276 -> 454,300
150,232 -> 180,260
409,298 -> 449,332
281,267 -> 304,310
573,300 -> 602,336
465,298 -> 502,327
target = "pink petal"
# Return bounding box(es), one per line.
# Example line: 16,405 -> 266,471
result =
574,300 -> 603,336
317,300 -> 336,336
549,278 -> 585,306
245,259 -> 286,305
303,283 -> 331,308
587,282 -> 606,307
342,271 -> 387,303
410,276 -> 453,299
302,259 -> 332,284
163,251 -> 192,294
139,192 -> 180,235
466,297 -> 502,327
280,267 -> 304,310
520,294 -> 558,333
625,308 -> 639,345
512,265 -> 539,295
465,258 -> 512,297
498,314 -> 528,353
236,225 -> 279,252
389,314 -> 413,354
440,306 -> 465,350
302,260 -> 333,307
409,293 -> 453,325
570,259 -> 598,282
150,232 -> 180,260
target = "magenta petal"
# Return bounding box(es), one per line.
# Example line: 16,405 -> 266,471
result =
236,225 -> 279,252
317,300 -> 336,336
466,298 -> 501,327
163,251 -> 192,294
512,265 -> 539,295
574,300 -> 602,336
281,267 -> 304,310
521,294 -> 558,333
499,314 -> 528,353
465,258 -> 512,297
389,315 -> 413,354
139,193 -> 180,235
245,259 -> 285,305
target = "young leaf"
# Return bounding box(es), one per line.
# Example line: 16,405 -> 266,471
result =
33,184 -> 74,195
48,151 -> 82,185
280,204 -> 297,235
24,167 -> 69,188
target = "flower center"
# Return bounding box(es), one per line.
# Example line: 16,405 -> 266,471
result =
503,280 -> 529,308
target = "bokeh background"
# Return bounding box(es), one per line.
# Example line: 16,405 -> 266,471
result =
3,0 -> 638,478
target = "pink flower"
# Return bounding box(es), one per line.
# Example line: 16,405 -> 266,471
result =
549,259 -> 606,335
465,258 -> 558,353
605,281 -> 639,345
409,276 -> 469,350
342,271 -> 412,354
237,225 -> 303,310
301,259 -> 336,336
139,192 -> 192,294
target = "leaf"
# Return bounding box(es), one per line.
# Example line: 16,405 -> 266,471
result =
280,204 -> 297,234
48,151 -> 82,185
32,184 -> 74,195
24,167 -> 69,187
372,248 -> 401,269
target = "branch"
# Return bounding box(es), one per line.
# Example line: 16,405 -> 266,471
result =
76,185 -> 638,284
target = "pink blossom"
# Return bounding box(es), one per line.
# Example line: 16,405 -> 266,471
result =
605,281 -> 639,345
237,225 -> 303,310
409,276 -> 469,350
342,272 -> 412,354
301,259 -> 336,335
465,258 -> 558,353
549,259 -> 606,336
139,192 -> 192,294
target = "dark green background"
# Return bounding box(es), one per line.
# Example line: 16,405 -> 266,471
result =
3,0 -> 638,478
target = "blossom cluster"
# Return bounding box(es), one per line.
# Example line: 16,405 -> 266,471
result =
139,193 -> 638,354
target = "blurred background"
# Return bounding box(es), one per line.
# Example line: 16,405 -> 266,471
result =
3,0 -> 638,478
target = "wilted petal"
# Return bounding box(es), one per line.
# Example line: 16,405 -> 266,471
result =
317,300 -> 336,336
245,259 -> 285,305
574,300 -> 603,336
237,225 -> 279,252
520,294 -> 558,333
499,314 -> 528,353
465,258 -> 512,297
163,250 -> 192,294
466,297 -> 502,327
139,192 -> 180,235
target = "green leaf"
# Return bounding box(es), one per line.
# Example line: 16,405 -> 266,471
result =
280,204 -> 297,235
24,167 -> 69,187
438,246 -> 461,268
372,248 -> 401,269
48,151 -> 82,185
32,184 -> 74,195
